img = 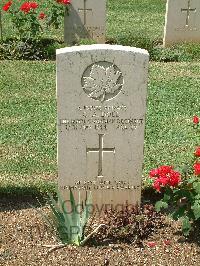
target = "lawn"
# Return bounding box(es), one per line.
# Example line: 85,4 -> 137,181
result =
1,60 -> 200,196
1,0 -> 200,265
0,0 -> 200,196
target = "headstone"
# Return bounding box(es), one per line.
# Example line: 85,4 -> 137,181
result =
64,0 -> 106,45
163,0 -> 200,47
57,44 -> 149,208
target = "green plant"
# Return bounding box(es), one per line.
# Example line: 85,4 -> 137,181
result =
0,37 -> 62,60
38,188 -> 92,246
1,0 -> 70,40
149,125 -> 200,236
93,204 -> 165,245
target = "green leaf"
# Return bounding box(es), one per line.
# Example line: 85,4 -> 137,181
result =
182,216 -> 191,236
172,206 -> 186,220
193,182 -> 200,194
163,193 -> 171,202
191,200 -> 200,220
81,191 -> 92,230
56,191 -> 72,232
47,193 -> 65,224
155,200 -> 168,212
69,187 -> 78,226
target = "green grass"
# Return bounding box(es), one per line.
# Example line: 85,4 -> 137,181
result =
107,0 -> 165,46
1,0 -> 200,61
1,61 -> 199,197
0,0 -> 200,198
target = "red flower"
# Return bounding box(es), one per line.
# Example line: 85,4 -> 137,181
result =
2,1 -> 12,12
150,165 -> 181,191
20,2 -> 38,13
56,0 -> 71,5
153,180 -> 161,192
149,168 -> 159,178
194,163 -> 200,176
39,12 -> 46,19
168,171 -> 181,187
195,147 -> 200,157
146,241 -> 157,248
63,0 -> 71,4
193,115 -> 199,124
30,2 -> 38,9
158,165 -> 173,175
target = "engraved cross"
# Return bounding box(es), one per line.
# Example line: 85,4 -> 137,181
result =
86,134 -> 115,178
78,0 -> 92,25
181,0 -> 196,27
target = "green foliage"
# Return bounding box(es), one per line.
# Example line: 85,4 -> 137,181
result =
151,44 -> 200,62
38,188 -> 92,246
151,46 -> 181,62
1,0 -> 200,61
1,1 -> 69,40
191,195 -> 200,220
155,200 -> 168,212
182,216 -> 192,236
154,175 -> 200,235
0,38 -> 62,60
1,61 -> 200,196
78,38 -> 97,45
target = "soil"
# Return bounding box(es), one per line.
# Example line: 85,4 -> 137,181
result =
1,198 -> 200,266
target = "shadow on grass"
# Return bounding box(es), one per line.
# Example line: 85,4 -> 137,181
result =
0,181 -> 56,211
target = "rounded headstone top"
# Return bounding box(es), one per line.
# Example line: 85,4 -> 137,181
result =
56,44 -> 149,57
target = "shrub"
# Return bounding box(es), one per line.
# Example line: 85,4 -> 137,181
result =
1,0 -> 70,39
0,38 -> 63,60
149,116 -> 200,236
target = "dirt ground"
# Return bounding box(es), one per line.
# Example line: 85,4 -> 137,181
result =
1,199 -> 200,266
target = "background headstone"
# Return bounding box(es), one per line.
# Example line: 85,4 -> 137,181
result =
64,0 -> 106,45
57,44 -> 149,208
163,0 -> 200,47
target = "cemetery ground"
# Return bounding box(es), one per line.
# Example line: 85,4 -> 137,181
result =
1,0 -> 200,265
1,62 -> 200,265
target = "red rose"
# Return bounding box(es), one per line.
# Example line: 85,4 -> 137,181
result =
30,2 -> 38,9
20,2 -> 31,13
20,2 -> 38,13
194,163 -> 200,176
2,1 -> 12,12
195,147 -> 200,157
193,115 -> 199,124
39,12 -> 46,19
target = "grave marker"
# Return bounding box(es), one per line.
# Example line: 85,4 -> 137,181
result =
64,0 -> 106,45
163,0 -> 200,46
56,44 -> 149,208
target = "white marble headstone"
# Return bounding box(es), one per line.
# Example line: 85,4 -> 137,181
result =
57,44 -> 149,208
163,0 -> 200,46
64,0 -> 106,45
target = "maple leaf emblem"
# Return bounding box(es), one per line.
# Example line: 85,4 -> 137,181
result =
82,63 -> 123,102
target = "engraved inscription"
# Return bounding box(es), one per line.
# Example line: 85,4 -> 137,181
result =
82,61 -> 124,103
60,180 -> 141,191
87,134 -> 115,178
